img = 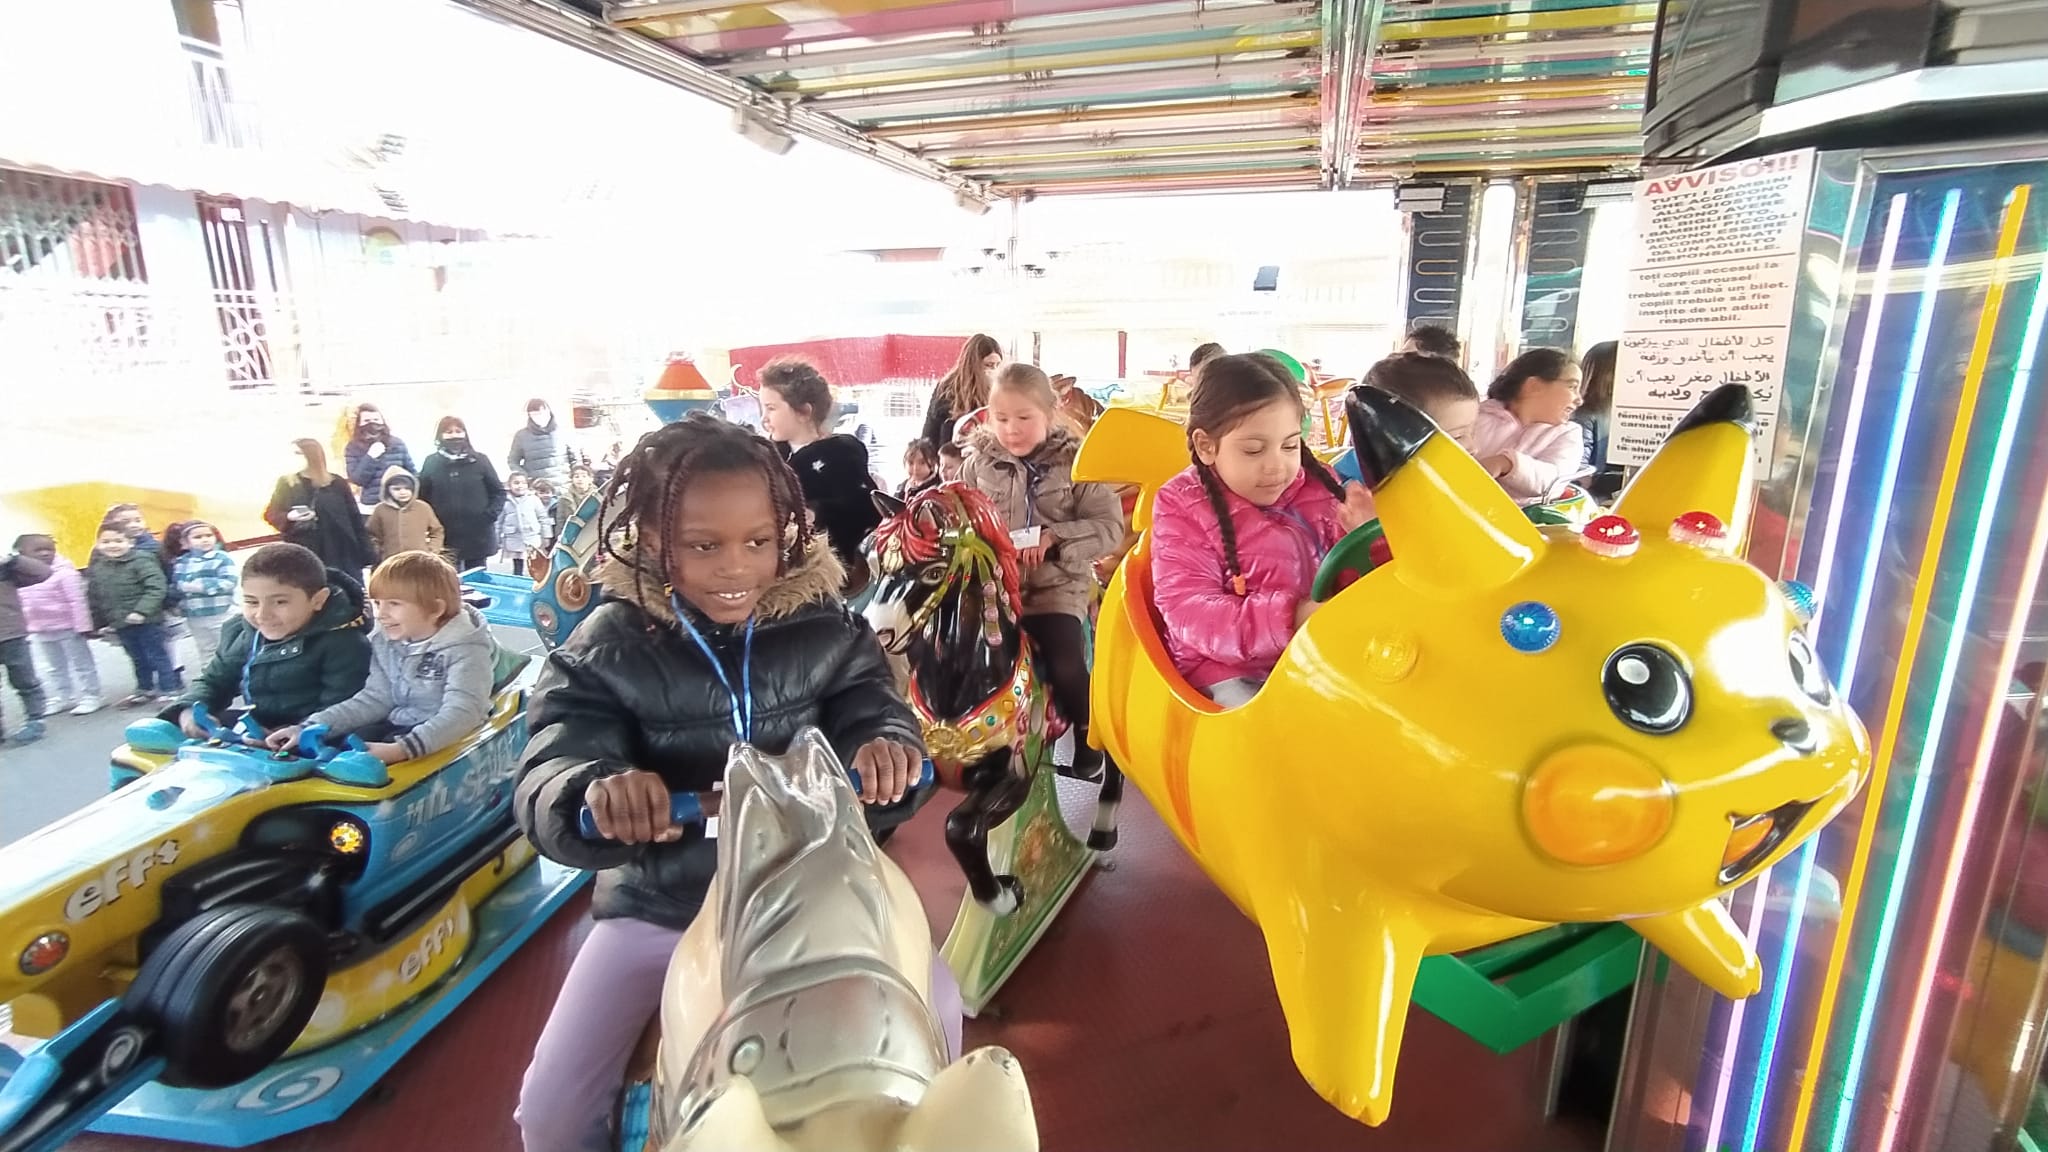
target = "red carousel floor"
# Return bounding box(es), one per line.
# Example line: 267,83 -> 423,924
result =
67,785 -> 1603,1152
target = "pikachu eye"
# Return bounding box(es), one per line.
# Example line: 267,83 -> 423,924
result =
1603,643 -> 1693,735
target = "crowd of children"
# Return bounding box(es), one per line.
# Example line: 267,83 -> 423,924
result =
0,329 -> 1606,1150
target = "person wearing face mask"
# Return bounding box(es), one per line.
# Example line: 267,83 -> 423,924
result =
418,416 -> 507,572
508,399 -> 571,490
343,403 -> 416,508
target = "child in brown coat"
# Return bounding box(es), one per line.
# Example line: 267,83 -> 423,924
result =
367,467 -> 445,560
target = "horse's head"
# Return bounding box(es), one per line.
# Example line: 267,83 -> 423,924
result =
669,1047 -> 1037,1152
863,486 -> 1020,654
657,730 -> 1037,1151
1292,384 -> 1869,925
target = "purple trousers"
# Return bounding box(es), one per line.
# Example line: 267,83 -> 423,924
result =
516,915 -> 966,1152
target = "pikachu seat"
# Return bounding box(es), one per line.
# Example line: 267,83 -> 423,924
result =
1073,383 -> 1870,1126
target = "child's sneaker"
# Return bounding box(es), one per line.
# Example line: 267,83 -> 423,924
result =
9,720 -> 45,745
70,698 -> 103,716
117,692 -> 154,709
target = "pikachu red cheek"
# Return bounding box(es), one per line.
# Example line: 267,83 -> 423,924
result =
1522,746 -> 1676,866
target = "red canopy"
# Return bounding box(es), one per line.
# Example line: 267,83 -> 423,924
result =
728,335 -> 966,392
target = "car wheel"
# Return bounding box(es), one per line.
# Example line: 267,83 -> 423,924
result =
125,905 -> 329,1088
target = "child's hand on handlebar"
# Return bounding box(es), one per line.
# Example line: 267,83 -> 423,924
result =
1337,482 -> 1377,533
584,770 -> 686,844
179,708 -> 206,740
264,725 -> 304,751
851,739 -> 920,805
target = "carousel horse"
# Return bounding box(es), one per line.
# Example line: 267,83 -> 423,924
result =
864,485 -> 1123,916
649,730 -> 1037,1152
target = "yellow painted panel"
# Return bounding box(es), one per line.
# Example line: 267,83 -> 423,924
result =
1379,4 -> 1658,40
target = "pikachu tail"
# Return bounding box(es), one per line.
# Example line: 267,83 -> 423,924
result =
1073,407 -> 1190,533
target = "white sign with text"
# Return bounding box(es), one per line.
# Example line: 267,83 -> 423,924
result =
1610,148 -> 1817,467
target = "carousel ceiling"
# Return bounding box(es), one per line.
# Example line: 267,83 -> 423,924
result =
463,0 -> 1656,199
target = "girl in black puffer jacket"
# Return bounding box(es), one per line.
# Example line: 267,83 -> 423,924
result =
511,413 -> 930,1152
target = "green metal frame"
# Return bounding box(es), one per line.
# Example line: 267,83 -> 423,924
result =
1413,923 -> 1643,1053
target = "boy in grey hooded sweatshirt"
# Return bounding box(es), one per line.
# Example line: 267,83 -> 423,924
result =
266,551 -> 497,764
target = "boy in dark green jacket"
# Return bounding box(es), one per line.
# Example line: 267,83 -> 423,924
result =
164,543 -> 373,735
88,522 -> 180,707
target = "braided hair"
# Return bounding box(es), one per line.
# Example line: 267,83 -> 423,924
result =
1186,353 -> 1346,597
596,412 -> 812,617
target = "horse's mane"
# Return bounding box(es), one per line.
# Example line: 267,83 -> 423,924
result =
874,484 -> 1023,621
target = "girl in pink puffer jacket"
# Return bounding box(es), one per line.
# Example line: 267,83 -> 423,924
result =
1150,354 -> 1372,707
1470,347 -> 1588,504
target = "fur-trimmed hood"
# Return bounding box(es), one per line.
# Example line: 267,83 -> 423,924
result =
378,465 -> 419,508
594,530 -> 847,625
964,423 -> 1081,470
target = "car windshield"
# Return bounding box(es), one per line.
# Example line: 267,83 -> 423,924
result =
0,756 -> 270,908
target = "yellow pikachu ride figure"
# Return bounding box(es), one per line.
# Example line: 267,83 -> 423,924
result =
1074,382 -> 1869,1126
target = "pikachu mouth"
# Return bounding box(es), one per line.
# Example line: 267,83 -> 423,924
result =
1719,799 -> 1816,885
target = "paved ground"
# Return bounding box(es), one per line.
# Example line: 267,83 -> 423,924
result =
0,620 -> 544,848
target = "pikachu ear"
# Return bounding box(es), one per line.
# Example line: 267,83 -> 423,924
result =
1611,384 -> 1758,544
1344,386 -> 1542,596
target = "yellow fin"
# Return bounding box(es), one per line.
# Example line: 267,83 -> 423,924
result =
1631,902 -> 1762,998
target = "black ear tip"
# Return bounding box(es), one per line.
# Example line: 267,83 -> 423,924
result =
1669,383 -> 1757,438
1344,385 -> 1437,489
872,490 -> 907,519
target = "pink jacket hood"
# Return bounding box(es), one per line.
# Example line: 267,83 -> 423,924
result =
1149,465 -> 1348,690
20,555 -> 90,635
1470,399 -> 1586,504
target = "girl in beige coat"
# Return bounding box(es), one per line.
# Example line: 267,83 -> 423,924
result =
961,364 -> 1126,779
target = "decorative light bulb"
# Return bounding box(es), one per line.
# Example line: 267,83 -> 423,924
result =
1581,514 -> 1641,558
1778,579 -> 1817,623
1670,510 -> 1730,551
1501,601 -> 1563,653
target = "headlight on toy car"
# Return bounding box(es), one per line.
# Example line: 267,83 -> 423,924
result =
19,930 -> 70,976
328,819 -> 368,855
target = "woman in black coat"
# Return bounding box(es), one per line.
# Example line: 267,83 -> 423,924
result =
265,439 -> 373,573
919,333 -> 1003,447
416,416 -> 506,572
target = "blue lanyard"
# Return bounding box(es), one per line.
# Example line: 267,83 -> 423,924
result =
670,594 -> 755,743
240,634 -> 266,702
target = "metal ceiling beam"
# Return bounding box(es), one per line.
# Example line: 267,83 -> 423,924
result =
1376,3 -> 1658,41
1318,0 -> 1384,188
864,92 -> 1310,135
810,57 -> 1310,114
760,30 -> 1318,94
1358,108 -> 1643,137
628,0 -> 1287,56
1373,33 -> 1653,68
917,122 -> 1318,157
976,149 -> 1322,178
605,0 -> 748,23
714,4 -> 1320,71
454,0 -> 996,203
942,134 -> 1319,169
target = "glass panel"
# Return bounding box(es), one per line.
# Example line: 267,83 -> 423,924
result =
1611,151 -> 2048,1152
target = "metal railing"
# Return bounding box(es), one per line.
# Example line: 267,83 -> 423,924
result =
0,281 -> 586,397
